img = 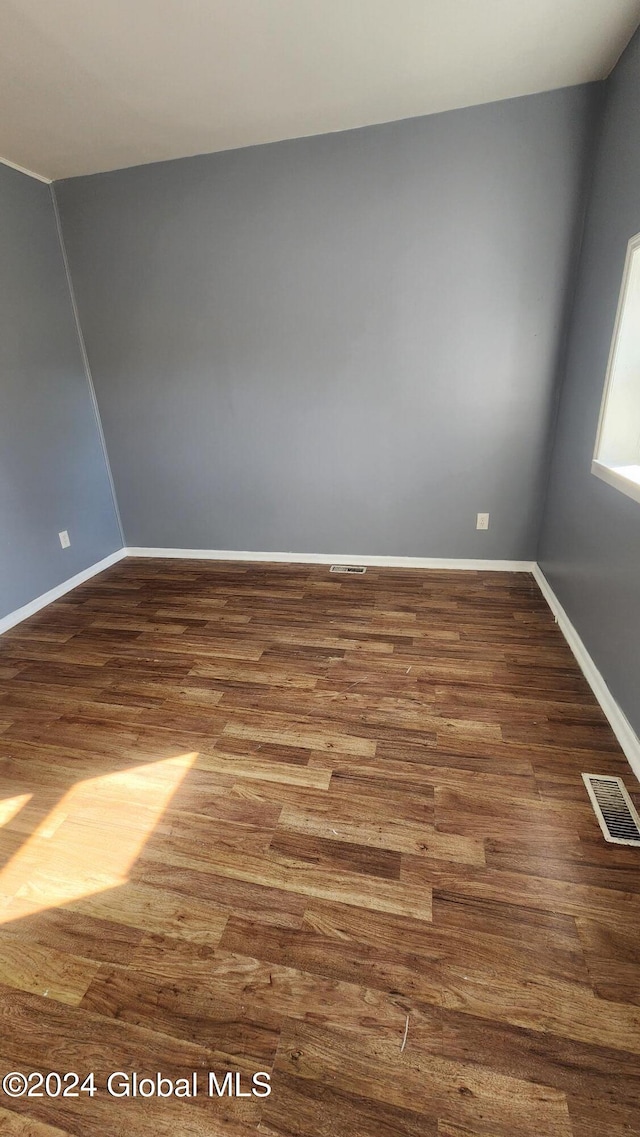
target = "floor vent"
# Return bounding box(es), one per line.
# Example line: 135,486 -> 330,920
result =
329,565 -> 367,574
582,773 -> 640,846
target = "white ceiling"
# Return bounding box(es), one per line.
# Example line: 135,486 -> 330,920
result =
1,0 -> 639,182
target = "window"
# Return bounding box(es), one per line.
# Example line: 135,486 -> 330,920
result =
592,232 -> 640,506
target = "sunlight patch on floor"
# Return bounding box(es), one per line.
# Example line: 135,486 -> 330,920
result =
0,793 -> 33,828
0,753 -> 197,923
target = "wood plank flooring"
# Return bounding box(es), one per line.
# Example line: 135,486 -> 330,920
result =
0,558 -> 638,1135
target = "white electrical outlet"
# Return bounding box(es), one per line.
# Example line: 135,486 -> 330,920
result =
59,530 -> 71,549
476,513 -> 490,531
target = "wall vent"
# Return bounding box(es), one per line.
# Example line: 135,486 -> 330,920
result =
329,564 -> 366,574
582,773 -> 640,846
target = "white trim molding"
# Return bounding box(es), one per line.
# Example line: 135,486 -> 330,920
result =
591,231 -> 640,507
1,546 -> 637,783
125,548 -> 536,571
0,549 -> 127,635
0,154 -> 51,184
591,459 -> 640,507
533,564 -> 640,781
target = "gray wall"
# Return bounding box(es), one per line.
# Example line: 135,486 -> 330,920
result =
0,163 -> 122,620
56,85 -> 598,558
539,31 -> 640,736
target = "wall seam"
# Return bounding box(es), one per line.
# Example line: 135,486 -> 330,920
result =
534,82 -> 609,560
49,183 -> 126,547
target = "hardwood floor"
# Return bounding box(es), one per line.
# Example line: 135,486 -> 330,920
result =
0,558 -> 638,1136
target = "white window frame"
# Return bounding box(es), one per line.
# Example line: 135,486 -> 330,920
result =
591,231 -> 640,506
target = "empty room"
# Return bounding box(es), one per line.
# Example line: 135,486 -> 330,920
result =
2,1 -> 640,1134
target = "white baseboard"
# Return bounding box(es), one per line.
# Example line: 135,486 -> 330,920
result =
0,548 -> 534,637
3,546 -> 637,781
533,564 -> 640,781
0,549 -> 127,635
125,547 -> 535,572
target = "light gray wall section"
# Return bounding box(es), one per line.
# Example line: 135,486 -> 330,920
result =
539,32 -> 640,736
56,85 -> 598,558
0,163 -> 122,620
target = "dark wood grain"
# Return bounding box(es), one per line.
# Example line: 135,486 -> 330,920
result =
0,557 -> 637,1136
